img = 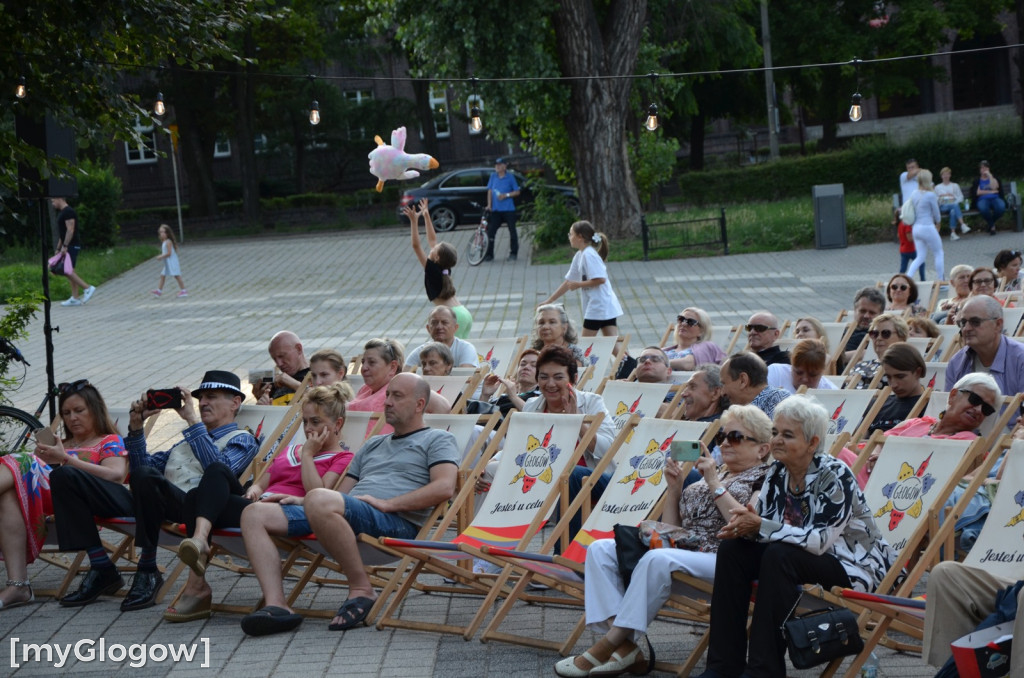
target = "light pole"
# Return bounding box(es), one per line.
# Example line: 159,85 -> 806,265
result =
760,0 -> 779,161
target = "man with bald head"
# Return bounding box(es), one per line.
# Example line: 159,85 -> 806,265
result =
255,331 -> 310,405
744,311 -> 789,366
404,306 -> 478,371
946,295 -> 1024,402
239,372 -> 459,635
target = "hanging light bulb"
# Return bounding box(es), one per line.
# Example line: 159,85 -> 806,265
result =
154,92 -> 165,116
848,92 -> 862,122
469,104 -> 483,132
644,103 -> 659,132
15,76 -> 26,99
309,99 -> 320,125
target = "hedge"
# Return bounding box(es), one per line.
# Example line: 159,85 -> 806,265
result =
677,125 -> 1024,205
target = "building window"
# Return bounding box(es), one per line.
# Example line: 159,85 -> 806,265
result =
466,95 -> 484,135
125,119 -> 157,165
253,133 -> 269,155
430,85 -> 450,138
343,90 -> 374,139
214,134 -> 231,158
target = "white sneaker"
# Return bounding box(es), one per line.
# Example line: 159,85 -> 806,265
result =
950,231 -> 960,241
961,224 -> 971,234
61,297 -> 83,307
82,286 -> 96,303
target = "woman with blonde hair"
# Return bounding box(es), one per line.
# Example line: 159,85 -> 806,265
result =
660,306 -> 726,370
906,169 -> 944,281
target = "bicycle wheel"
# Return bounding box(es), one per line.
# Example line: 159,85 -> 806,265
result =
466,228 -> 489,266
0,406 -> 44,455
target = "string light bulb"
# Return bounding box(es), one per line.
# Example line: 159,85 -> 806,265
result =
309,99 -> 320,125
15,76 -> 26,99
469,104 -> 482,132
848,92 -> 863,122
644,103 -> 659,132
154,92 -> 165,116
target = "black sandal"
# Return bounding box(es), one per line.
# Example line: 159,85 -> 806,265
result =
240,606 -> 302,636
328,596 -> 375,631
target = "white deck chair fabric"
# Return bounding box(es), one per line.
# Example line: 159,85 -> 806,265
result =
598,380 -> 674,428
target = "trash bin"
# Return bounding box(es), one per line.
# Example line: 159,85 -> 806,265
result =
812,184 -> 847,249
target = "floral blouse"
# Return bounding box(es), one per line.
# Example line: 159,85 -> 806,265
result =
756,454 -> 896,592
676,463 -> 769,553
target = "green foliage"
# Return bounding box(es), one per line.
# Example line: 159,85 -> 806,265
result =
529,185 -> 578,250
629,132 -> 681,207
0,245 -> 154,304
76,160 -> 123,249
0,295 -> 41,390
677,126 -> 1024,205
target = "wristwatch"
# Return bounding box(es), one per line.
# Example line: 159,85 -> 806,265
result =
712,486 -> 727,499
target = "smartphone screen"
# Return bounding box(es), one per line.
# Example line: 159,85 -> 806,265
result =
669,440 -> 701,462
146,388 -> 183,410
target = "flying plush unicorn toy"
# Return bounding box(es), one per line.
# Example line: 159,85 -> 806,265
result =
367,126 -> 439,192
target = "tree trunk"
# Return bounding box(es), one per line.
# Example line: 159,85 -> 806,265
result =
554,0 -> 646,238
411,79 -> 439,157
688,108 -> 706,171
171,67 -> 218,217
234,30 -> 260,225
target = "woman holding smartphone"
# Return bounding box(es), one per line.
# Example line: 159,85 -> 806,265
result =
0,380 -> 126,609
555,405 -> 771,678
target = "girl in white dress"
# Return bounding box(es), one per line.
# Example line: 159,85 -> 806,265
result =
152,224 -> 187,297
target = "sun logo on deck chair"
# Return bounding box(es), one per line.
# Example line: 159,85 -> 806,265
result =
617,432 -> 675,495
873,453 -> 935,531
510,425 -> 561,494
477,346 -> 501,372
1003,490 -> 1024,527
613,397 -> 644,434
582,344 -> 600,367
826,401 -> 849,435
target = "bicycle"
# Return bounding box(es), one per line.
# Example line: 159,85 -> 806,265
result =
0,337 -> 46,454
466,203 -> 490,266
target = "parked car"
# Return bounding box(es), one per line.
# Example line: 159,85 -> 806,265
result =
396,167 -> 579,231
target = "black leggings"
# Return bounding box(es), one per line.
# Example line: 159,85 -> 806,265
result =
182,462 -> 252,536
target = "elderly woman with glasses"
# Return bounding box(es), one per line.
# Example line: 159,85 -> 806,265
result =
885,273 -> 927,317
849,313 -> 909,390
661,307 -> 726,371
0,381 -> 126,609
994,249 -> 1023,292
947,267 -> 1003,327
700,396 -> 896,678
555,405 -> 772,678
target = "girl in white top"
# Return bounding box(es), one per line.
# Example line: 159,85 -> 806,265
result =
539,220 -> 623,337
152,224 -> 187,298
906,169 -> 944,281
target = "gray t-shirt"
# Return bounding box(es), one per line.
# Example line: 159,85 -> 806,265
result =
405,336 -> 479,368
346,427 -> 459,526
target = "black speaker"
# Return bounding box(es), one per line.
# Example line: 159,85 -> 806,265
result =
15,113 -> 77,199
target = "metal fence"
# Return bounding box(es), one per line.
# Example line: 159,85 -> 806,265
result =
640,209 -> 728,261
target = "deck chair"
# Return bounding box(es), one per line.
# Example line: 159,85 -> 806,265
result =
421,373 -> 482,413
576,335 -> 631,390
474,336 -> 527,379
370,411 -> 620,637
920,362 -> 948,391
477,418 -> 720,654
1003,305 -> 1024,335
596,379 -> 678,423
831,435 -> 1023,677
801,387 -> 890,448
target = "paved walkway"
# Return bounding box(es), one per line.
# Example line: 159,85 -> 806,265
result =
4,222 -> 1021,676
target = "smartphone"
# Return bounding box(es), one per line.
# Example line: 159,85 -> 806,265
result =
146,388 -> 183,410
34,427 -> 57,446
261,376 -> 274,385
669,440 -> 701,462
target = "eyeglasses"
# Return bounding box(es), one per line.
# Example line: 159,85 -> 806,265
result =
58,379 -> 90,394
867,329 -> 894,339
956,316 -> 997,328
745,324 -> 776,333
636,355 -> 667,365
889,284 -> 909,291
971,278 -> 996,287
714,429 -> 759,446
959,389 -> 996,417
676,316 -> 700,327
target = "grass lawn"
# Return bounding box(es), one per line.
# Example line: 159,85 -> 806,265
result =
0,244 -> 157,304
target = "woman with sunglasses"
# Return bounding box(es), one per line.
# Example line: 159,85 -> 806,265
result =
848,313 -> 909,390
555,405 -> 771,677
661,307 -> 726,371
885,273 -> 927,318
702,396 -> 895,678
0,381 -> 125,609
994,249 -> 1023,293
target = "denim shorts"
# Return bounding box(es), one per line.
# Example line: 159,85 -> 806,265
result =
280,504 -> 313,537
278,495 -> 419,540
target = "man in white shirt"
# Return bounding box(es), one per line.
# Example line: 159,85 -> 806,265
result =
405,306 -> 478,370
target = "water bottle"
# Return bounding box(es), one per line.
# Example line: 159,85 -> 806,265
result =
859,651 -> 879,678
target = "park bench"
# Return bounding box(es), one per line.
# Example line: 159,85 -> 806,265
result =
891,180 -> 1022,232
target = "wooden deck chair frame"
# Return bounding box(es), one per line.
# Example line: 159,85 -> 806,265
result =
369,412 -> 620,637
576,334 -> 631,390
477,418 -> 722,655
473,336 -> 528,379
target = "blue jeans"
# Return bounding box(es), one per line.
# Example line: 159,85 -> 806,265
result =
485,210 -> 519,257
976,195 -> 1006,229
940,203 -> 963,231
899,252 -> 925,281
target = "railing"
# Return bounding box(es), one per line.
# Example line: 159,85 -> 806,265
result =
640,209 -> 728,261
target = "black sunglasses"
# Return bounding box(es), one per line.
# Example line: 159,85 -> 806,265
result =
889,283 -> 909,291
745,324 -> 776,333
867,329 -> 894,339
676,316 -> 700,327
956,316 -> 996,328
714,429 -> 758,446
960,389 -> 996,417
58,379 -> 90,394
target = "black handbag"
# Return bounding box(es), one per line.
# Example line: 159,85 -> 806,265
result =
48,252 -> 67,275
612,523 -> 646,589
781,599 -> 864,669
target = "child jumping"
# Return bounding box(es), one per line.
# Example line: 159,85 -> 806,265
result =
404,198 -> 472,338
152,224 -> 187,297
539,220 -> 622,336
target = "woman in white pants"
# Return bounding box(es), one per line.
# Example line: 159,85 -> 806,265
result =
554,405 -> 772,678
906,169 -> 944,281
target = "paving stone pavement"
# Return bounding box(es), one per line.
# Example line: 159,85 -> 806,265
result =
4,223 -> 1021,676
